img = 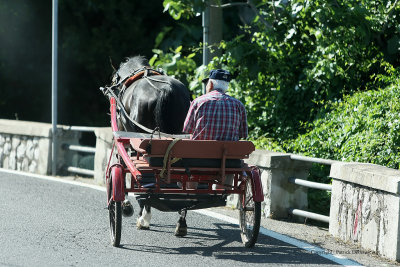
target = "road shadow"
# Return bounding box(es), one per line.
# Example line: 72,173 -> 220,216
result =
119,222 -> 342,265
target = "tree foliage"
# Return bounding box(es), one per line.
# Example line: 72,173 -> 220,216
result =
160,0 -> 400,143
156,3 -> 400,216
289,70 -> 400,169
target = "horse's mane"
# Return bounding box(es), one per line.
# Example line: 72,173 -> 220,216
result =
112,55 -> 150,83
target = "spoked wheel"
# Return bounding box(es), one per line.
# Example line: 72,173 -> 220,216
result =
239,177 -> 261,247
108,178 -> 122,247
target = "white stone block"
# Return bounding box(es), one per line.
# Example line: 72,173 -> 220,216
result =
34,146 -> 40,161
37,138 -> 50,174
379,193 -> 400,260
378,210 -> 385,254
21,158 -> 29,172
3,141 -> 11,155
32,137 -> 39,147
346,207 -> 353,241
12,137 -> 20,148
29,161 -> 37,173
16,161 -> 21,171
345,183 -> 353,203
351,187 -> 359,209
26,139 -> 34,159
367,194 -> 378,222
8,150 -> 16,169
3,157 -> 8,168
16,141 -> 26,160
361,218 -> 378,251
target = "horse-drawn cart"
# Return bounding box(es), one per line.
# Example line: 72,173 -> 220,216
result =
105,96 -> 264,247
101,59 -> 264,248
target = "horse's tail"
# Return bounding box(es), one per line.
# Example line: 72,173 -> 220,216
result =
154,84 -> 173,133
154,82 -> 185,134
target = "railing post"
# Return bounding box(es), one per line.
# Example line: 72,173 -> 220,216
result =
94,127 -> 114,184
245,151 -> 313,221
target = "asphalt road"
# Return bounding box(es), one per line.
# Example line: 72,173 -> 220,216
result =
0,170 -> 397,267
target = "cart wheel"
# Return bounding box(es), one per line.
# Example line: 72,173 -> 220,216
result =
108,178 -> 122,247
239,178 -> 261,247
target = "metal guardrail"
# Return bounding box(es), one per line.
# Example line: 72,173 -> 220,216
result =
65,126 -> 96,177
67,145 -> 96,154
67,126 -> 98,132
288,209 -> 330,223
67,166 -> 95,176
289,154 -> 337,165
287,154 -> 335,224
288,177 -> 332,191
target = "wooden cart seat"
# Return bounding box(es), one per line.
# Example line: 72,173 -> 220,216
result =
130,138 -> 255,160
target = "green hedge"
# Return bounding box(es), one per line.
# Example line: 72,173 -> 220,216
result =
254,77 -> 400,219
287,78 -> 400,170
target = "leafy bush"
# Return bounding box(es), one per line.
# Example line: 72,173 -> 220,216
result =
287,73 -> 400,169
160,1 -> 400,220
163,1 -> 400,142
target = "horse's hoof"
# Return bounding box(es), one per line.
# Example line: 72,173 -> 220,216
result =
174,220 -> 187,237
122,200 -> 134,217
136,219 -> 150,230
174,226 -> 187,237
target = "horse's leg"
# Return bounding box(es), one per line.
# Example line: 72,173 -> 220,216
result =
136,201 -> 151,230
175,209 -> 187,237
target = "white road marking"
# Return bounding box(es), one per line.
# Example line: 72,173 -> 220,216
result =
0,168 -> 105,192
2,168 -> 362,266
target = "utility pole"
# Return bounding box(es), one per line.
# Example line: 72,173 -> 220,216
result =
52,0 -> 58,175
209,2 -> 222,60
202,0 -> 223,94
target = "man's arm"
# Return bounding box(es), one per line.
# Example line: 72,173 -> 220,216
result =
182,102 -> 196,134
239,104 -> 248,139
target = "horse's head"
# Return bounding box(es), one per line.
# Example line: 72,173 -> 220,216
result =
111,56 -> 150,87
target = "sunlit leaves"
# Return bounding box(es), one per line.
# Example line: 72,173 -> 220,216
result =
150,46 -> 198,90
160,0 -> 400,157
288,75 -> 400,169
163,0 -> 204,20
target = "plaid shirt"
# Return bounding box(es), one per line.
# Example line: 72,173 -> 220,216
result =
183,89 -> 248,140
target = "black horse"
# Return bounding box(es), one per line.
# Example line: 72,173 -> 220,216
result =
110,56 -> 191,236
111,56 -> 190,133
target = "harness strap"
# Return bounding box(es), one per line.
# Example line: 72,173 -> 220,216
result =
124,68 -> 162,88
160,139 -> 182,179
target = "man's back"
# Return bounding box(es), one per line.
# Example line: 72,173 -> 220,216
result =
183,89 -> 247,141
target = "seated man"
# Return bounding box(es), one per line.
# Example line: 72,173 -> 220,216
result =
183,69 -> 248,188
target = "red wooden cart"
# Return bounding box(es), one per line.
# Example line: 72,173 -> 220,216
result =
106,97 -> 264,247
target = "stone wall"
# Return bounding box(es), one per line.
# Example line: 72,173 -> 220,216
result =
0,134 -> 42,173
0,119 -> 81,175
329,162 -> 400,261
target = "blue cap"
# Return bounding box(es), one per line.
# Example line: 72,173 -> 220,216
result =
202,69 -> 232,83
